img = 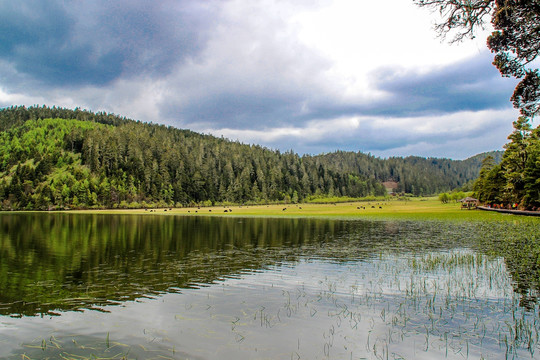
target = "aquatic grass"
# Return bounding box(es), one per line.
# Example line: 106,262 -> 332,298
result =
15,333 -> 136,360
158,249 -> 540,358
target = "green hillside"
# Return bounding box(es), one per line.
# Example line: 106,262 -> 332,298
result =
0,106 -> 496,210
312,150 -> 502,196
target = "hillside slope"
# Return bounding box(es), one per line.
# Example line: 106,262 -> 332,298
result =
0,106 -> 497,209
313,150 -> 502,196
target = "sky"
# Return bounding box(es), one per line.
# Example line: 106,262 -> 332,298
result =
0,0 -> 522,159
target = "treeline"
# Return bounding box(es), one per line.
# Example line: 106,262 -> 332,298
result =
0,104 -> 131,131
311,150 -> 502,196
473,117 -> 540,210
0,106 -> 494,210
0,106 -> 388,209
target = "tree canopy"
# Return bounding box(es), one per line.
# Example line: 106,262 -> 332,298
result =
415,0 -> 540,118
416,0 -> 540,209
473,117 -> 540,208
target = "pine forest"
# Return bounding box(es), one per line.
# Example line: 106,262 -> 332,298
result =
0,105 -> 503,210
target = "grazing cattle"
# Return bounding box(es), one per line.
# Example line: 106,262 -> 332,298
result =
209,209 -> 212,212
224,210 -> 228,213
282,208 -> 287,211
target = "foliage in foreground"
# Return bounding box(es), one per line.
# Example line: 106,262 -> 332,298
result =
415,0 -> 540,210
474,117 -> 540,209
415,0 -> 540,119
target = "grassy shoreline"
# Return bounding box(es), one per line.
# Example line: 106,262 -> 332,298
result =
40,198 -> 539,222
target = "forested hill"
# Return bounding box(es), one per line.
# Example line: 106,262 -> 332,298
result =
0,106 -> 498,210
313,150 -> 503,196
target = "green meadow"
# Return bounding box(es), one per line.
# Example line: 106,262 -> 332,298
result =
65,197 -> 536,222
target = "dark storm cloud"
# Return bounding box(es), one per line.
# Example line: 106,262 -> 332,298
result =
0,0 -> 517,160
163,90 -> 311,129
0,0 -> 214,87
275,53 -> 517,127
1,1 -> 514,131
259,54 -> 512,129
163,52 -> 516,131
365,53 -> 518,117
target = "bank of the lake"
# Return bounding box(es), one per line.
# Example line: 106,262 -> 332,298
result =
60,198 -> 538,222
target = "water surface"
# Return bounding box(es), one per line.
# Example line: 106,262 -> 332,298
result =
0,213 -> 539,359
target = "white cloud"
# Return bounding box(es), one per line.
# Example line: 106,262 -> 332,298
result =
291,0 -> 491,101
200,108 -> 517,158
0,0 -> 516,160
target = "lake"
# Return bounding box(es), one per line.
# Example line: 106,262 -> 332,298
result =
0,213 -> 539,359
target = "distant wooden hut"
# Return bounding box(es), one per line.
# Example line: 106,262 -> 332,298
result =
460,197 -> 479,210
